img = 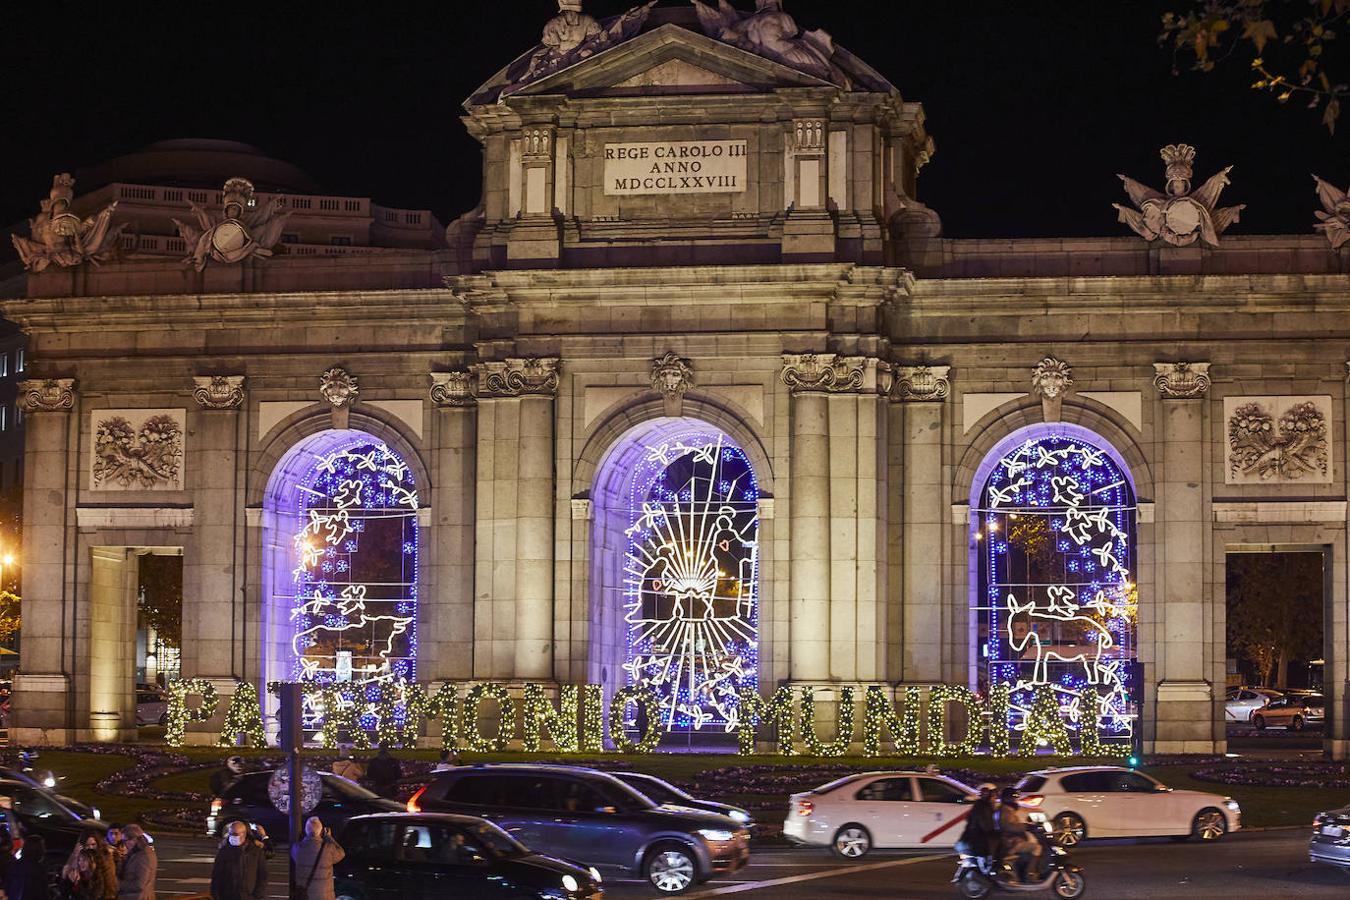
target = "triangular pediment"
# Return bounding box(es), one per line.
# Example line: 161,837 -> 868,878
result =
482,24 -> 833,104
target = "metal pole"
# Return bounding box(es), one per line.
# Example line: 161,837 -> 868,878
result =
279,684 -> 303,891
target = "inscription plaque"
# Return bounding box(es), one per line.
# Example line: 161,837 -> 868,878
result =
604,140 -> 748,196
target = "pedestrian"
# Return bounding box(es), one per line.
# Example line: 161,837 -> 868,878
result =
62,847 -> 110,900
329,750 -> 363,783
104,826 -> 126,877
210,756 -> 246,798
954,783 -> 1000,866
365,749 -> 401,798
210,821 -> 267,900
116,826 -> 156,900
4,833 -> 46,900
997,787 -> 1043,881
430,749 -> 458,773
290,818 -> 344,900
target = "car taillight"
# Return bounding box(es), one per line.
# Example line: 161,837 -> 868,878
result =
1020,795 -> 1044,809
210,799 -> 222,815
796,799 -> 814,817
407,787 -> 425,814
1314,813 -> 1326,827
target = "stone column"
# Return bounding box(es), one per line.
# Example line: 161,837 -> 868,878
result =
782,356 -> 832,682
426,373 -> 477,681
1152,362 -> 1214,753
11,379 -> 78,744
472,359 -> 560,681
895,366 -> 952,683
182,376 -> 245,685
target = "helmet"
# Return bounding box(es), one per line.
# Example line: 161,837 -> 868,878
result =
226,755 -> 245,773
978,782 -> 998,798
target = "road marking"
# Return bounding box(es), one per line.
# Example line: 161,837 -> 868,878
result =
681,854 -> 949,897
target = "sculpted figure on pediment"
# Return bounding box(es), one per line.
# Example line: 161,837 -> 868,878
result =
1313,174 -> 1350,249
12,174 -> 124,272
172,177 -> 292,271
516,1 -> 657,86
689,0 -> 844,85
1113,144 -> 1244,248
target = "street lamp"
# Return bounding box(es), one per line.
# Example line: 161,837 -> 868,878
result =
0,553 -> 12,591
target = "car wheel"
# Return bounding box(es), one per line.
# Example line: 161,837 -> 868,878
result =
1051,812 -> 1087,847
334,881 -> 365,900
158,712 -> 168,726
644,842 -> 697,894
1054,870 -> 1087,899
1192,807 -> 1227,841
1291,715 -> 1305,732
1252,714 -> 1266,730
958,870 -> 991,899
831,824 -> 872,859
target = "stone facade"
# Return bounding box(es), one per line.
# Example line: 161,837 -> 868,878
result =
4,4 -> 1350,755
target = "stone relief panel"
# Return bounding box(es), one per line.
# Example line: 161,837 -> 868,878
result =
1224,395 -> 1332,485
90,408 -> 187,492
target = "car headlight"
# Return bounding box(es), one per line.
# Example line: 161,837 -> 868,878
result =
1224,799 -> 1240,812
91,808 -> 101,821
588,867 -> 602,884
561,874 -> 579,893
697,828 -> 735,842
729,809 -> 751,825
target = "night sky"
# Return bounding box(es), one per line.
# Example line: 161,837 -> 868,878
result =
2,0 -> 1346,239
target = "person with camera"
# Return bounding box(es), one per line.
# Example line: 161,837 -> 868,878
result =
289,818 -> 345,900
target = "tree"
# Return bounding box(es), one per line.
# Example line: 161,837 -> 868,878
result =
0,591 -> 20,645
1226,553 -> 1323,688
1162,0 -> 1350,131
138,554 -> 182,648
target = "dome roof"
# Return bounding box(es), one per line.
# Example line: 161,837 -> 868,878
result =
77,139 -> 322,194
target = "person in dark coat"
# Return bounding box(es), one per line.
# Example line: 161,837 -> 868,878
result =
5,833 -> 48,900
365,749 -> 402,798
116,826 -> 156,900
210,821 -> 268,900
210,757 -> 246,799
290,817 -> 345,900
955,784 -> 1000,863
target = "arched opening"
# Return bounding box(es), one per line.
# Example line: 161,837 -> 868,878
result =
972,426 -> 1138,744
591,418 -> 761,742
262,430 -> 419,726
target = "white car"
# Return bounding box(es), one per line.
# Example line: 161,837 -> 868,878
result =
135,690 -> 168,726
1017,766 -> 1240,846
784,771 -> 978,857
1224,687 -> 1279,722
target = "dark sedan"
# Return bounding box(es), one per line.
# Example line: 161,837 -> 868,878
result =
208,771 -> 402,840
1311,805 -> 1350,871
409,764 -> 749,894
0,778 -> 108,864
612,772 -> 755,831
335,812 -> 602,900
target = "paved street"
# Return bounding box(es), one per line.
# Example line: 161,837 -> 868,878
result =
150,828 -> 1349,899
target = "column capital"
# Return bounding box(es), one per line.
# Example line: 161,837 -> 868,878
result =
781,353 -> 887,395
18,378 -> 76,413
472,358 -> 560,399
892,365 -> 951,403
191,375 -> 245,410
429,371 -> 476,407
1153,361 -> 1211,399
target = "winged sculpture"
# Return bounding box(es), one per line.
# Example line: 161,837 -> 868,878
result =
688,0 -> 845,85
1113,144 -> 1244,248
172,177 -> 293,271
1313,174 -> 1350,250
11,174 -> 125,273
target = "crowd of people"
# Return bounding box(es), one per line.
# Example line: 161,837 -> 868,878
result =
55,825 -> 156,900
205,816 -> 345,900
956,784 -> 1049,883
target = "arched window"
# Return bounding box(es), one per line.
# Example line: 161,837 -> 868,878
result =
596,423 -> 761,735
974,431 -> 1137,740
271,433 -> 418,724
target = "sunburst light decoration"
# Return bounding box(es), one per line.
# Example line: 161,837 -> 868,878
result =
288,436 -> 418,730
623,432 -> 760,734
976,432 -> 1137,751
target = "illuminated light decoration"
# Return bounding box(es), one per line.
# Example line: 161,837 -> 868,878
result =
316,685 -> 371,750
736,686 -> 797,756
607,686 -> 663,754
1079,689 -> 1132,758
862,686 -> 920,757
165,678 -> 220,747
581,685 -> 606,753
372,679 -> 420,748
286,436 -> 418,735
414,683 -> 460,752
976,432 -> 1137,753
462,684 -> 515,752
523,684 -> 580,753
799,687 -> 855,757
1020,686 -> 1073,756
985,683 -> 1012,757
622,434 -> 760,735
217,681 -> 267,749
927,684 -> 981,757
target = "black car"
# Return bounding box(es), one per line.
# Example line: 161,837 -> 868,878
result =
0,767 -> 100,821
611,772 -> 755,832
0,778 -> 108,864
208,770 -> 402,841
409,765 -> 749,894
335,812 -> 601,900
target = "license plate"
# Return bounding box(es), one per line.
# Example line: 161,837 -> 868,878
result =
1321,824 -> 1344,838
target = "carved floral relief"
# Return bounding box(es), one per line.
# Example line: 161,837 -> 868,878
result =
90,409 -> 186,491
1224,396 -> 1332,485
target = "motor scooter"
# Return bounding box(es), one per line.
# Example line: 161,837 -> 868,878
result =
951,842 -> 1085,898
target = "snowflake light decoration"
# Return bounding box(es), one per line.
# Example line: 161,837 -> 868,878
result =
623,433 -> 760,734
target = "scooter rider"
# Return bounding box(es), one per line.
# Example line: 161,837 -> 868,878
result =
997,786 -> 1044,882
955,783 -> 1001,867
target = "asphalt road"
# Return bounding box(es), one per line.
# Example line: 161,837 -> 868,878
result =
151,827 -> 1349,899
